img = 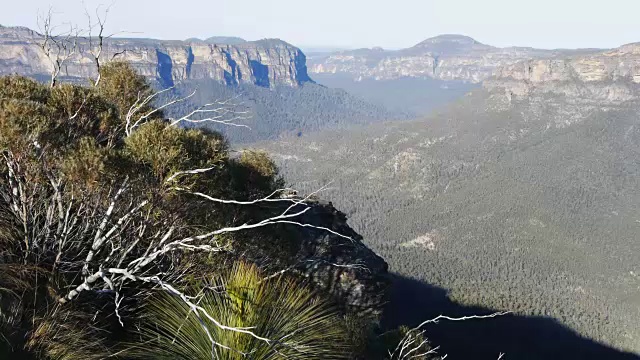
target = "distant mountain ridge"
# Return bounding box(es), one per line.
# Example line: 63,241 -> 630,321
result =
309,34 -> 606,83
185,36 -> 247,45
0,25 -> 310,88
310,35 -> 640,112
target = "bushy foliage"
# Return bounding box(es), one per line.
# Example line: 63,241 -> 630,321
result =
95,61 -> 161,123
0,63 -> 359,359
0,76 -> 120,152
230,150 -> 284,196
125,120 -> 228,181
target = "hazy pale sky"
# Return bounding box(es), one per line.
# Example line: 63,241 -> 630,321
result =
1,0 -> 638,50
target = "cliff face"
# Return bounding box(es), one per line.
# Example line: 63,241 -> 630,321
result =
291,199 -> 389,315
0,25 -> 311,88
484,43 -> 640,105
308,34 -> 601,83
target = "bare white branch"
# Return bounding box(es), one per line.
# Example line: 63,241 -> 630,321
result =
68,96 -> 88,120
127,88 -> 195,134
168,95 -> 252,129
410,312 -> 512,329
124,86 -> 179,136
164,165 -> 217,184
172,187 -> 303,205
389,312 -> 511,360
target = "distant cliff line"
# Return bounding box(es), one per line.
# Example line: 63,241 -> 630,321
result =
3,24 -> 640,106
308,34 -> 640,86
0,25 -> 312,88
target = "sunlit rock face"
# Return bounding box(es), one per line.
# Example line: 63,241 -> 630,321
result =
0,25 -> 311,88
485,43 -> 640,105
311,35 -> 557,82
308,34 -> 605,83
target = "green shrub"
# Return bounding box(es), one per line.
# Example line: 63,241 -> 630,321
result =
95,61 -> 160,123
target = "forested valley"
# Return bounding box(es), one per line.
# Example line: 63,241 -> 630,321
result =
161,79 -> 408,143
257,90 -> 640,356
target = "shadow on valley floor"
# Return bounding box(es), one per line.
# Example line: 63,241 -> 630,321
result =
382,274 -> 639,360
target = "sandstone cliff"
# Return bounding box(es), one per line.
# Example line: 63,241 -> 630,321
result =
308,34 -> 601,83
0,25 -> 311,88
484,43 -> 640,105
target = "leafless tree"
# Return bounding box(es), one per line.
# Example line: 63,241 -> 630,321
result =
37,4 -> 141,88
83,3 -> 111,87
37,9 -> 81,88
83,1 -> 135,86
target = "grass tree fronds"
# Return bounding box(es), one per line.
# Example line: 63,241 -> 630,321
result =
130,261 -> 351,360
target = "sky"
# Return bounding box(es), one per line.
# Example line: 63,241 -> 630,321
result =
1,0 -> 638,50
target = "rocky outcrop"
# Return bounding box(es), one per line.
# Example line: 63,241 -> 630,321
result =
308,34 -> 601,83
484,43 -> 640,105
0,25 -> 311,88
289,199 -> 389,315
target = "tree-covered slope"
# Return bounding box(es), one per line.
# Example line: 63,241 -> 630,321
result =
162,79 -> 407,143
312,73 -> 478,115
256,90 -> 640,355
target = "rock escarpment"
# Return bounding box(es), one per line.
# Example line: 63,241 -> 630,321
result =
484,43 -> 640,105
287,199 -> 389,314
308,34 -> 599,83
0,25 -> 311,88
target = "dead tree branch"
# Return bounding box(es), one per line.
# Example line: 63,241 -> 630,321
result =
167,95 -> 252,129
388,312 -> 511,360
84,3 -> 114,86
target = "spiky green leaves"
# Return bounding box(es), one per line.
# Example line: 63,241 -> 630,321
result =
135,262 -> 351,360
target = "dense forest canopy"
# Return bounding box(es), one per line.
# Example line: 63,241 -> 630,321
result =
258,90 -> 640,356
